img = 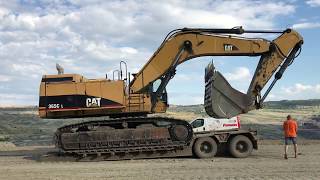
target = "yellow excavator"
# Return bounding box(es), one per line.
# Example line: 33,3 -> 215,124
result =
38,27 -> 303,160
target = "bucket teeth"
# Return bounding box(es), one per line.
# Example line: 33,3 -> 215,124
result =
204,62 -> 252,118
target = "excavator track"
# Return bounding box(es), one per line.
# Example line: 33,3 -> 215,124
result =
53,117 -> 193,161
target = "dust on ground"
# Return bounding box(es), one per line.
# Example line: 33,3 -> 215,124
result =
0,141 -> 319,180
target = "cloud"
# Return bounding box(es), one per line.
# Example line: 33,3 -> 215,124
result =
267,83 -> 320,101
292,22 -> 320,29
313,84 -> 320,93
306,0 -> 320,7
0,93 -> 35,106
174,72 -> 203,82
265,94 -> 277,100
168,92 -> 203,105
175,74 -> 192,81
283,83 -> 313,94
225,67 -> 251,82
263,83 -> 320,101
0,75 -> 12,82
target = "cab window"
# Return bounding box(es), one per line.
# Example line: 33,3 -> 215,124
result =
191,119 -> 204,128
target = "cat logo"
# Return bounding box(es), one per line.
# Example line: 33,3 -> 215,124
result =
224,44 -> 238,51
86,97 -> 101,107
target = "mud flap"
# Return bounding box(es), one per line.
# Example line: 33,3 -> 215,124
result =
204,63 -> 252,118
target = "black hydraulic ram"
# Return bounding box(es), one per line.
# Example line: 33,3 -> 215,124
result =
181,26 -> 285,35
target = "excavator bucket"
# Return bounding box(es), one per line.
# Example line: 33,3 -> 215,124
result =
204,62 -> 252,118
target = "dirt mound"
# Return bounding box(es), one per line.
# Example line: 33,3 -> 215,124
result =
0,142 -> 16,151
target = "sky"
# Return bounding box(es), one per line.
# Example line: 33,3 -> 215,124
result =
0,0 -> 320,106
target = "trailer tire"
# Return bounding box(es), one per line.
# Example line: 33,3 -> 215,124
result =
229,135 -> 253,158
193,137 -> 217,158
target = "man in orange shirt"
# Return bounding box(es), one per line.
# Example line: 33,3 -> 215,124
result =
283,115 -> 298,159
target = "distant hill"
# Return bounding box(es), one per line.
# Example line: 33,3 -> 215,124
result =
169,99 -> 320,112
264,99 -> 320,109
168,104 -> 205,114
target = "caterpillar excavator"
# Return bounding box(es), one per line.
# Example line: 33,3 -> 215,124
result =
38,26 -> 303,160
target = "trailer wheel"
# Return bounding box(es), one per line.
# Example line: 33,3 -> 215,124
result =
229,135 -> 253,158
193,137 -> 217,158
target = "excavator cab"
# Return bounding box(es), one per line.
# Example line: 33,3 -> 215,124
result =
204,62 -> 252,118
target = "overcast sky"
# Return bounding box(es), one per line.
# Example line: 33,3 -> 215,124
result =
0,0 -> 320,106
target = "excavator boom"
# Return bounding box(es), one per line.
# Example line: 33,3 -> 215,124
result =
130,28 -> 271,93
130,27 -> 303,118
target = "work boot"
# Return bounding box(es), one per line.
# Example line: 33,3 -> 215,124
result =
284,154 -> 288,159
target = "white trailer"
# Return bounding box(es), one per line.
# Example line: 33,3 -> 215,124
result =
190,116 -> 240,133
189,116 -> 258,158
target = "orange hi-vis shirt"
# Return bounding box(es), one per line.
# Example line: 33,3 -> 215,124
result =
283,119 -> 297,137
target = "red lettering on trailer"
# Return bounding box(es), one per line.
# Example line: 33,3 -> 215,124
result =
237,116 -> 241,128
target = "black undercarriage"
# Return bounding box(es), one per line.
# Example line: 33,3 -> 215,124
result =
54,117 -> 193,160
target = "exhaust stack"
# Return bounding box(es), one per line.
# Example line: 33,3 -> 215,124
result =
56,63 -> 64,75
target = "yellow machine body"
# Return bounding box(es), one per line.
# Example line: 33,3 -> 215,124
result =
39,74 -> 167,118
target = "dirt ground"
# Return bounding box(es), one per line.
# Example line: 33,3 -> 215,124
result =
0,141 -> 319,180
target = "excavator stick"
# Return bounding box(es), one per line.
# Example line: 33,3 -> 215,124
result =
204,62 -> 252,118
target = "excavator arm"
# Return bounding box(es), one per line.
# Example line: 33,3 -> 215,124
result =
130,27 -> 303,118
